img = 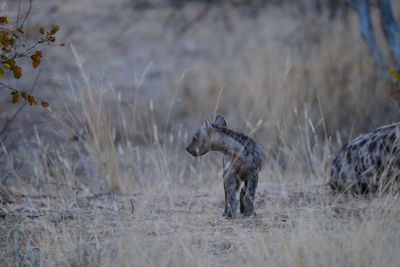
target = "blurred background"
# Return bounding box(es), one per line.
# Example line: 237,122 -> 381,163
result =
1,0 -> 400,191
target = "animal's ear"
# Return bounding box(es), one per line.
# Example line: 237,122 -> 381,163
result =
202,117 -> 213,132
214,115 -> 227,127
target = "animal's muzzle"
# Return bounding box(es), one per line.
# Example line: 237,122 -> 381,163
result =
186,145 -> 197,156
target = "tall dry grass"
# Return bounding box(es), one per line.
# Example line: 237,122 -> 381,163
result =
1,1 -> 400,266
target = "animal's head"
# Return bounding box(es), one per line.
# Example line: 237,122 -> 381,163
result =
186,115 -> 227,157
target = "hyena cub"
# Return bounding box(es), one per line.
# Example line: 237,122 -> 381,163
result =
186,115 -> 263,218
330,123 -> 400,193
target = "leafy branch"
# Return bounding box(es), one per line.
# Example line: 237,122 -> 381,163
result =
0,2 -> 63,107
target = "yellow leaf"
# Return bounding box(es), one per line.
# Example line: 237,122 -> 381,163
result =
28,95 -> 35,106
0,69 -> 3,78
12,66 -> 22,79
31,55 -> 41,68
10,91 -> 20,104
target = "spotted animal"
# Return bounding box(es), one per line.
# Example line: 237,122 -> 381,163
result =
186,115 -> 263,218
329,123 -> 400,193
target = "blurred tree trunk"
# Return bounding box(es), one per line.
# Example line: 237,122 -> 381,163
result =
314,0 -> 322,14
297,0 -> 306,15
328,0 -> 339,19
328,0 -> 350,20
378,0 -> 400,65
347,0 -> 387,68
297,0 -> 322,16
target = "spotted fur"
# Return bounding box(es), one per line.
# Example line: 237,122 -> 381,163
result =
330,123 -> 400,193
186,115 -> 263,218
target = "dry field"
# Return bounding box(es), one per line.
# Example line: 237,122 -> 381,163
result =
1,0 -> 400,266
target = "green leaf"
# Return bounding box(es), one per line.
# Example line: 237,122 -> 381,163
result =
389,68 -> 399,83
393,73 -> 399,83
50,25 -> 59,35
11,65 -> 22,79
0,16 -> 8,25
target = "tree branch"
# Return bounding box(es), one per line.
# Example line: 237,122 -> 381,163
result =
19,0 -> 33,30
16,0 -> 22,29
1,37 -> 42,65
0,68 -> 42,140
0,81 -> 17,92
347,0 -> 387,68
176,0 -> 212,37
378,0 -> 400,64
345,0 -> 360,10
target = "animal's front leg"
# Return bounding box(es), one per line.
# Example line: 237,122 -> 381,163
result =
222,183 -> 228,217
224,176 -> 239,219
222,157 -> 230,217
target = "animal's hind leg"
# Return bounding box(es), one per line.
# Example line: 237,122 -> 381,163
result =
243,174 -> 258,216
239,182 -> 247,214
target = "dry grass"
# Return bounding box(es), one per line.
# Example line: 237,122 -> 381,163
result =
1,0 -> 400,266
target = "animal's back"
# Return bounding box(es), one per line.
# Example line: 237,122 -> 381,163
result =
215,125 -> 263,173
329,122 -> 400,193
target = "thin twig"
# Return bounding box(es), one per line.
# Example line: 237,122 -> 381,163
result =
16,0 -> 22,29
19,0 -> 33,30
1,38 -> 43,64
0,66 -> 42,137
29,67 -> 42,93
0,102 -> 27,138
3,37 -> 44,64
176,0 -> 212,37
0,66 -> 41,138
19,37 -> 42,56
0,63 -> 46,100
0,81 -> 17,92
